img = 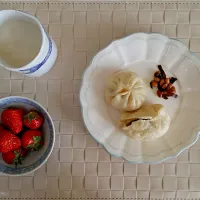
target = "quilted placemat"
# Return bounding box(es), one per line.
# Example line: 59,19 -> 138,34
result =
0,1 -> 200,199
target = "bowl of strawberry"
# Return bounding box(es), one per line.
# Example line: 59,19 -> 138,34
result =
0,96 -> 55,175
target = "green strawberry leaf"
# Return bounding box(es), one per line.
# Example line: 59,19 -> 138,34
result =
33,136 -> 42,151
34,143 -> 41,151
13,150 -> 19,156
33,136 -> 41,143
13,150 -> 24,168
27,144 -> 34,150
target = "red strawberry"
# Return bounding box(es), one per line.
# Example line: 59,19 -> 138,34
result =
2,148 -> 26,166
21,130 -> 43,151
0,129 -> 21,153
23,111 -> 44,129
1,108 -> 23,134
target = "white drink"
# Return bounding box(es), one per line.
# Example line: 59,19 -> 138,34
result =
0,19 -> 42,68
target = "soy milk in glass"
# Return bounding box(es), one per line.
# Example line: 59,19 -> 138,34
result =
0,10 -> 57,77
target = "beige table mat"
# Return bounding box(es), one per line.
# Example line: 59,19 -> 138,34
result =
0,1 -> 200,200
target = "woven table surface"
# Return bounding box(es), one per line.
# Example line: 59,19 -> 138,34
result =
0,1 -> 200,200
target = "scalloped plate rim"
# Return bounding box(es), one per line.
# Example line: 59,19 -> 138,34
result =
80,32 -> 200,164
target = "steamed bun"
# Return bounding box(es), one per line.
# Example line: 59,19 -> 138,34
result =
105,71 -> 146,111
120,104 -> 171,141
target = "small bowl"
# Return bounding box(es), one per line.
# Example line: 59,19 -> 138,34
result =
0,96 -> 55,175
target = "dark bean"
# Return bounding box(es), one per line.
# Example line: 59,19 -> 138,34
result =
158,65 -> 166,79
162,95 -> 168,100
170,77 -> 177,84
154,71 -> 161,78
150,81 -> 153,89
157,74 -> 162,79
157,84 -> 165,91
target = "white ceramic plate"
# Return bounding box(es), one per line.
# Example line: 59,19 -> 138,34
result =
80,33 -> 200,164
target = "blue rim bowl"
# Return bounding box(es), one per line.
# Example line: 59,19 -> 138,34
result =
0,96 -> 55,176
